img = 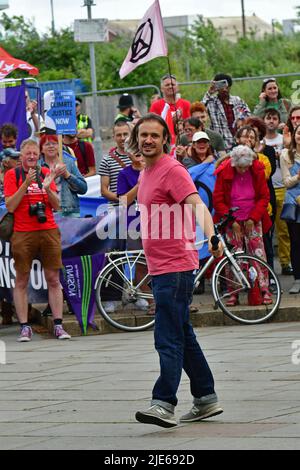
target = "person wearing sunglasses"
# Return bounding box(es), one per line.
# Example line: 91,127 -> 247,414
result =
253,78 -> 292,126
283,105 -> 300,149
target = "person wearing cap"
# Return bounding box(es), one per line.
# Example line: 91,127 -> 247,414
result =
186,132 -> 217,296
213,145 -> 272,306
0,148 -> 21,203
0,126 -> 22,325
202,73 -> 250,152
182,131 -> 215,169
114,93 -> 141,125
75,97 -> 94,142
253,78 -> 291,126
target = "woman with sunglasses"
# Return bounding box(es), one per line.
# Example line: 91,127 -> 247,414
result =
253,78 -> 291,126
282,105 -> 300,149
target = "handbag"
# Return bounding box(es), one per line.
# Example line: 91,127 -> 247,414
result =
280,203 -> 298,222
0,212 -> 14,241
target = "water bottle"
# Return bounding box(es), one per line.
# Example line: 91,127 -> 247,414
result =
248,266 -> 257,286
248,266 -> 262,306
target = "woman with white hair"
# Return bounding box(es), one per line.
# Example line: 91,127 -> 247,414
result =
213,145 -> 272,306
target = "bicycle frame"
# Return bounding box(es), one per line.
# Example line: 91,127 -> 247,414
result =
102,229 -> 252,296
100,250 -> 153,299
194,232 -> 252,290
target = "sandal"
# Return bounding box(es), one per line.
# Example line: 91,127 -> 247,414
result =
262,291 -> 273,305
226,294 -> 238,306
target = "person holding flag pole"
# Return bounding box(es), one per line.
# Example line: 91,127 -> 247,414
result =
119,0 -> 186,144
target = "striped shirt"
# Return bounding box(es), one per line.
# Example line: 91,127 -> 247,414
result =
98,150 -> 131,204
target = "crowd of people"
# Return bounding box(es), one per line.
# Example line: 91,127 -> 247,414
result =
0,93 -> 96,340
98,73 -> 300,305
0,77 -> 298,331
1,72 -> 299,428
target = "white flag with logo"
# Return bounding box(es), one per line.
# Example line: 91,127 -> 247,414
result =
119,0 -> 168,79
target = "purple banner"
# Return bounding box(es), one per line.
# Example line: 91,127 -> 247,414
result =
0,83 -> 28,150
60,253 -> 105,334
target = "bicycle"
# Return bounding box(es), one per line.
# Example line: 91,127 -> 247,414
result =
94,208 -> 281,332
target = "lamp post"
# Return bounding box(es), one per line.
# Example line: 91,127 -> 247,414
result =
50,0 -> 55,35
83,0 -> 102,163
241,0 -> 246,38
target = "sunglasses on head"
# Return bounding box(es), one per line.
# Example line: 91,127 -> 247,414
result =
263,77 -> 276,83
161,74 -> 176,81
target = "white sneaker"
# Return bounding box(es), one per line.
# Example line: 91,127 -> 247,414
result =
103,301 -> 116,313
289,280 -> 300,294
133,298 -> 149,310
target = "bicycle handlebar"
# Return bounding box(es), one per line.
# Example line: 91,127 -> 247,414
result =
210,235 -> 219,251
215,207 -> 239,232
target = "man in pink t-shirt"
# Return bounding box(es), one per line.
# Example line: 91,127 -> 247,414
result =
131,113 -> 223,428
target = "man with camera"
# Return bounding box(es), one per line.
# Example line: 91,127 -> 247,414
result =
4,139 -> 71,342
202,73 -> 250,151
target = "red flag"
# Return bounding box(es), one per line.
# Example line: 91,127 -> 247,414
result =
0,46 -> 39,79
119,0 -> 167,79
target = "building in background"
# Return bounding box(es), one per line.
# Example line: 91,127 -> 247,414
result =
108,14 -> 281,43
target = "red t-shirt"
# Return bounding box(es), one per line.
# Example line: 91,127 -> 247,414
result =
67,141 -> 95,175
150,98 -> 191,145
149,98 -> 191,119
137,155 -> 198,275
4,167 -> 58,232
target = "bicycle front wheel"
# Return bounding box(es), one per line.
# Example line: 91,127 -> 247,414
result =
212,253 -> 281,324
95,253 -> 155,332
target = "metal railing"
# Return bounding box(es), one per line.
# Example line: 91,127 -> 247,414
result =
77,83 -> 161,98
177,72 -> 300,87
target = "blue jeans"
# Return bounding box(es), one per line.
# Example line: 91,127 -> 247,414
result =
151,271 -> 216,412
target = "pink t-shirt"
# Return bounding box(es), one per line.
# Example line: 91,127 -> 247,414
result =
231,170 -> 255,221
137,155 -> 199,275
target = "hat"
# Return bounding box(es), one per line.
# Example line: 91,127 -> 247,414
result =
75,96 -> 82,105
192,131 -> 210,142
0,148 -> 21,161
117,93 -> 134,109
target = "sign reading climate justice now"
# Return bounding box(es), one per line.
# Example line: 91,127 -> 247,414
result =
43,90 -> 76,135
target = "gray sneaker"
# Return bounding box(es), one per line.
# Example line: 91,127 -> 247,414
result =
289,280 -> 300,294
180,402 -> 223,422
135,404 -> 177,428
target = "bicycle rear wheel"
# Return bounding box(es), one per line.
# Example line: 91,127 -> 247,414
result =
95,252 -> 155,332
212,253 -> 281,324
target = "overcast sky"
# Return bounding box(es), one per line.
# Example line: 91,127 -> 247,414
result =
2,0 -> 300,32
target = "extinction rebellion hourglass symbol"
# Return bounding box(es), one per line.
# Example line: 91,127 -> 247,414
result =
130,19 -> 154,63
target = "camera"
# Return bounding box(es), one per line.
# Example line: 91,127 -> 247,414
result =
29,202 -> 47,223
215,79 -> 228,90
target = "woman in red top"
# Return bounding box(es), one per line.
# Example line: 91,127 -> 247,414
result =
213,145 -> 272,306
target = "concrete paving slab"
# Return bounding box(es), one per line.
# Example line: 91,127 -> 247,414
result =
0,321 -> 300,450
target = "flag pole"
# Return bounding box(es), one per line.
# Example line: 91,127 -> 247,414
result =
166,56 -> 179,142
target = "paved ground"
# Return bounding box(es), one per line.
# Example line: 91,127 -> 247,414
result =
0,320 -> 300,450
